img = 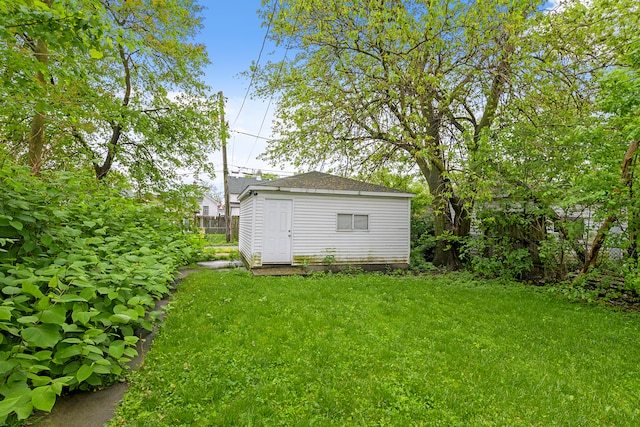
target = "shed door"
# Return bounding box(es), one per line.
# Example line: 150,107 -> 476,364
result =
262,199 -> 292,264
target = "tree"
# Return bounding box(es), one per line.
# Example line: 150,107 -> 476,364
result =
0,0 -> 218,188
576,0 -> 640,271
482,0 -> 640,276
0,0 -> 106,174
470,0 -> 611,277
254,0 -> 545,268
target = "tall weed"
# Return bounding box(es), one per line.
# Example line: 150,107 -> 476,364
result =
0,165 -> 198,423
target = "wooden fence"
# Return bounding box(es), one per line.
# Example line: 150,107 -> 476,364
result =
196,215 -> 239,240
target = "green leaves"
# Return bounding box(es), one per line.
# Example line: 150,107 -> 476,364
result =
0,164 -> 202,422
31,386 -> 57,412
76,364 -> 93,383
108,340 -> 126,359
0,0 -> 218,190
22,280 -> 44,299
0,306 -> 13,320
40,305 -> 67,324
22,325 -> 61,348
88,48 -> 103,59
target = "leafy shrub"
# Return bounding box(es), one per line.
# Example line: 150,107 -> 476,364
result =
624,263 -> 640,295
409,248 -> 438,273
0,165 -> 199,423
409,216 -> 437,271
464,235 -> 534,279
463,209 -> 540,280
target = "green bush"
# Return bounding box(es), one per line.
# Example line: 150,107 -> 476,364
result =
464,235 -> 532,279
0,165 -> 199,423
409,248 -> 438,273
410,206 -> 436,263
463,209 -> 538,280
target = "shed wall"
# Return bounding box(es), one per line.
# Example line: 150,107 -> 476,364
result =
289,193 -> 410,265
238,195 -> 256,267
242,191 -> 410,267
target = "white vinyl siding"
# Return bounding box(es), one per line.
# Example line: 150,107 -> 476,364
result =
238,195 -> 255,266
267,192 -> 409,265
240,189 -> 412,267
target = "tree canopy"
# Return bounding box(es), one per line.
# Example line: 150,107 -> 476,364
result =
254,0 -> 639,269
254,0 -> 552,266
0,0 -> 218,189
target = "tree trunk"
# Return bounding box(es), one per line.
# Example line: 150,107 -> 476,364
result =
580,214 -> 618,274
416,156 -> 467,269
27,35 -> 50,176
94,44 -> 131,180
94,124 -> 121,180
28,110 -> 46,176
580,140 -> 638,274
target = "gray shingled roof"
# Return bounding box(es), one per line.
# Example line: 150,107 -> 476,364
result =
228,176 -> 271,195
248,171 -> 413,195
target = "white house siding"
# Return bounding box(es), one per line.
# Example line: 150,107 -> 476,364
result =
238,195 -> 255,266
198,194 -> 218,216
239,194 -> 267,267
245,191 -> 410,267
253,196 -> 264,265
291,193 -> 410,265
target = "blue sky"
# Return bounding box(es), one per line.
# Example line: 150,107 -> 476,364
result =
192,2 -> 291,192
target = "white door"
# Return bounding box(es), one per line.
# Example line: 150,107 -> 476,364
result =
262,199 -> 292,264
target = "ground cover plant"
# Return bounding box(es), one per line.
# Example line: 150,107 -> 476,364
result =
191,234 -> 239,263
0,165 -> 202,424
111,269 -> 640,426
205,234 -> 238,246
199,246 -> 240,262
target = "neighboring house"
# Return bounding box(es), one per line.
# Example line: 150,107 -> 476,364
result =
238,171 -> 415,270
218,175 -> 271,217
195,193 -> 219,227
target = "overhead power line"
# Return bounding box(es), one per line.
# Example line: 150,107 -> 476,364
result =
231,1 -> 278,128
242,41 -> 292,168
230,129 -> 276,141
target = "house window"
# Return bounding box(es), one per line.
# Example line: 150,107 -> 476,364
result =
203,205 -> 209,216
337,214 -> 369,231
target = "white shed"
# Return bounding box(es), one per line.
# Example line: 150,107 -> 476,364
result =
238,172 -> 415,270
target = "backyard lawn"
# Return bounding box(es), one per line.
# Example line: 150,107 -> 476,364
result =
110,270 -> 640,426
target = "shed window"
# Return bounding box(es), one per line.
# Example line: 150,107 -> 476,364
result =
337,214 -> 369,231
202,205 -> 209,216
354,214 -> 368,230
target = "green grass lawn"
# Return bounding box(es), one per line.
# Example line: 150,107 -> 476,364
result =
199,246 -> 240,261
109,270 -> 640,426
205,234 -> 238,246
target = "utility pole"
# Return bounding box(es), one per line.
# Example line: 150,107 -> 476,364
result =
219,91 -> 232,243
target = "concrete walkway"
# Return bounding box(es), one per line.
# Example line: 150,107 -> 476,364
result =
197,259 -> 243,269
32,264 -> 236,427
